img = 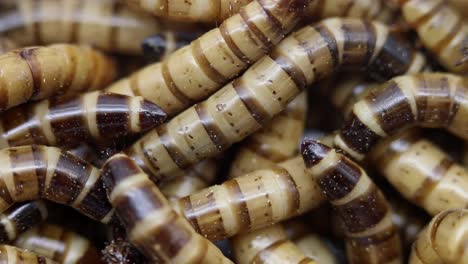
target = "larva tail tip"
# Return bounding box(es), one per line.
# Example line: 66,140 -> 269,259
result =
139,100 -> 167,130
301,140 -> 330,167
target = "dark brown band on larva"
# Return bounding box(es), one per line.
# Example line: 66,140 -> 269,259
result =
273,168 -> 301,214
349,225 -> 399,247
301,140 -> 331,167
225,180 -> 251,231
75,176 -> 111,221
192,40 -> 226,85
239,6 -> 273,53
0,201 -> 46,243
313,24 -> 340,69
96,94 -> 130,137
412,158 -> 454,204
366,81 -> 415,134
178,196 -> 203,234
1,105 -> 47,146
339,113 -> 382,154
415,76 -> 451,126
219,23 -> 251,65
161,61 -> 193,106
232,78 -> 270,125
194,103 -> 230,152
258,0 -> 287,37
317,157 -> 362,200
336,186 -> 389,233
101,155 -> 143,191
341,22 -> 376,68
18,48 -> 42,99
156,125 -> 192,169
269,50 -> 307,90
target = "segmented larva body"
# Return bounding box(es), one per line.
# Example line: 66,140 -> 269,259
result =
370,129 -> 468,216
0,0 -> 184,55
172,155 -> 325,241
409,209 -> 468,264
0,44 -> 116,111
229,92 -> 306,178
301,141 -> 402,264
0,201 -> 47,243
232,224 -> 318,264
126,18 -> 426,182
106,0 -> 304,116
398,0 -> 468,73
335,73 -> 468,161
0,145 -> 113,224
160,159 -> 218,200
66,144 -> 104,168
142,31 -> 205,62
102,154 -> 232,264
15,223 -> 101,264
0,92 -> 166,149
0,245 -> 57,264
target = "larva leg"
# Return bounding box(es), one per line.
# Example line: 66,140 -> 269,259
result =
301,140 -> 402,263
0,44 -> 116,111
142,30 -> 205,62
102,154 -> 232,264
0,201 -> 47,243
0,145 -> 113,223
126,18 -> 425,182
335,73 -> 468,160
410,209 -> 468,264
0,244 -> 57,264
0,92 -> 166,149
15,223 -> 101,264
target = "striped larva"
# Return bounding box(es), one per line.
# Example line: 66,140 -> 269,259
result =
398,0 -> 467,73
334,73 -> 468,161
102,154 -> 232,264
0,145 -> 113,224
0,44 -> 116,111
142,30 -> 204,62
0,91 -> 166,149
409,209 -> 468,264
171,155 -> 325,241
0,0 -> 195,55
126,18 -> 426,183
15,223 -> 101,264
0,245 -> 57,264
0,201 -> 47,243
229,92 -> 307,178
232,224 -> 318,264
370,129 -> 468,216
106,0 -> 305,116
301,140 -> 402,264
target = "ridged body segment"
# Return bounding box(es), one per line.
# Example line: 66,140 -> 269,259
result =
0,201 -> 47,243
0,245 -> 57,264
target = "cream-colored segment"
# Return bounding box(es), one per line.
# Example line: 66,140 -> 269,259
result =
331,172 -> 372,206
129,97 -> 141,133
369,22 -> 389,63
416,6 -> 459,50
322,19 -> 344,65
83,91 -> 100,139
109,173 -> 148,203
0,122 -> 10,148
0,53 -> 34,109
334,135 -> 365,161
0,215 -> 15,241
352,101 -> 388,137
44,147 -> 63,191
401,0 -> 443,24
347,211 -> 393,238
305,150 -> 339,176
407,52 -> 428,74
295,234 -> 337,264
77,1 -> 113,50
101,208 -> 115,224
71,168 -> 100,208
36,100 -> 57,145
393,75 -> 418,116
62,235 -> 88,264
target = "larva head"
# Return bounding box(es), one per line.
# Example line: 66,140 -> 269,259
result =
301,140 -> 331,167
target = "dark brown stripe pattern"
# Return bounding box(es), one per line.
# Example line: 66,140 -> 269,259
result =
0,201 -> 47,243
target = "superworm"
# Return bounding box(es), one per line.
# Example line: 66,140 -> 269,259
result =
0,244 -> 57,263
301,140 -> 402,263
232,224 -> 318,264
398,0 -> 468,73
0,145 -> 113,224
106,0 -> 305,116
334,73 -> 468,161
0,0 -> 197,55
370,129 -> 468,216
101,154 -> 233,264
15,223 -> 101,264
0,44 -> 116,111
0,91 -> 167,149
409,209 -> 468,263
125,18 -> 426,183
0,201 -> 47,243
142,31 -> 204,62
172,155 -> 325,241
229,92 -> 306,178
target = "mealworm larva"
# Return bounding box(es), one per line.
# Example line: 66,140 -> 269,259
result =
172,155 -> 325,241
0,145 -> 113,224
334,73 -> 468,161
0,201 -> 47,243
0,244 -> 57,264
0,91 -> 166,149
301,140 -> 402,264
397,0 -> 468,73
229,92 -> 306,178
370,129 -> 468,216
15,223 -> 101,264
232,224 -> 318,264
126,17 -> 426,183
0,0 -> 193,55
409,209 -> 468,264
142,30 -> 205,62
0,44 -> 116,111
106,0 -> 305,116
101,154 -> 232,264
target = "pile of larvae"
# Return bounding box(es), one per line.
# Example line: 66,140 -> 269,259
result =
0,0 -> 467,263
